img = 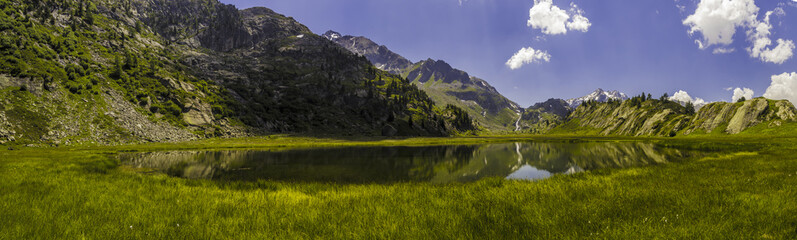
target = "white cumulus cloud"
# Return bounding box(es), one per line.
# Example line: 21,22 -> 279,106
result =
511,0 -> 589,69
755,38 -> 796,64
732,87 -> 754,102
669,90 -> 707,106
565,3 -> 591,32
748,11 -> 795,64
527,0 -> 591,35
566,14 -> 591,32
683,0 -> 794,64
683,0 -> 758,48
506,47 -> 551,70
763,72 -> 797,104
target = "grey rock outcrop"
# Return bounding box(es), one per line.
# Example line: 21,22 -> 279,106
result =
554,97 -> 797,136
322,31 -> 413,75
691,98 -> 797,134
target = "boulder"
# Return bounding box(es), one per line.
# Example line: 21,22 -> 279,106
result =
182,99 -> 214,126
381,124 -> 397,137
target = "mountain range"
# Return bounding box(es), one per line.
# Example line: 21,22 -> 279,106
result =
565,88 -> 629,109
558,97 -> 797,136
324,30 -> 523,131
0,0 -> 795,146
322,31 -> 413,75
0,0 -> 474,145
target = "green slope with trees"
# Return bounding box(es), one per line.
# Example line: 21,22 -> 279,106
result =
0,0 -> 475,145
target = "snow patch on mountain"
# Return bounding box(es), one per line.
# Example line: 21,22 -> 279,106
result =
322,30 -> 341,40
565,88 -> 628,108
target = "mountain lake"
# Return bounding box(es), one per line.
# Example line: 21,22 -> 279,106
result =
119,142 -> 711,184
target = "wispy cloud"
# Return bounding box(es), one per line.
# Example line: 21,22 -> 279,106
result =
712,48 -> 735,54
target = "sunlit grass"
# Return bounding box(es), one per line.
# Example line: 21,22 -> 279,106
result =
1,137 -> 796,238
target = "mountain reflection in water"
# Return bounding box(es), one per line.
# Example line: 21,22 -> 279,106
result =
119,142 -> 700,183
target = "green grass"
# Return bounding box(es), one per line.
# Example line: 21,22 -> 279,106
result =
547,119 -> 603,135
739,122 -> 797,136
1,136 -> 797,238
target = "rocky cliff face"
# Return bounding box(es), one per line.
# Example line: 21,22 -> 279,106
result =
687,98 -> 797,134
564,99 -> 690,136
405,59 -> 472,85
322,31 -> 413,75
528,98 -> 571,119
550,97 -> 797,136
0,0 -> 473,145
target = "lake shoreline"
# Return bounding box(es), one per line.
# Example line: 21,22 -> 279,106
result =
3,134 -> 791,153
2,136 -> 796,238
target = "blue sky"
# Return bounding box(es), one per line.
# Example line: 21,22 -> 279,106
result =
219,0 -> 797,107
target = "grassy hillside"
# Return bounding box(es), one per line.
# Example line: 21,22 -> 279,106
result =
517,98 -> 572,133
545,96 -> 797,137
403,60 -> 522,133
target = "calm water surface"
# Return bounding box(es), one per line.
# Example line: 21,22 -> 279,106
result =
119,142 -> 703,183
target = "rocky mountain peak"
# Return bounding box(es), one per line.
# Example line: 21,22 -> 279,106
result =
412,59 -> 469,84
566,88 -> 628,109
322,30 -> 342,40
425,59 -> 452,71
323,30 -> 413,75
529,98 -> 572,119
240,6 -> 278,16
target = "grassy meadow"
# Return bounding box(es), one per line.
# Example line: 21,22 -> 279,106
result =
1,136 -> 796,239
